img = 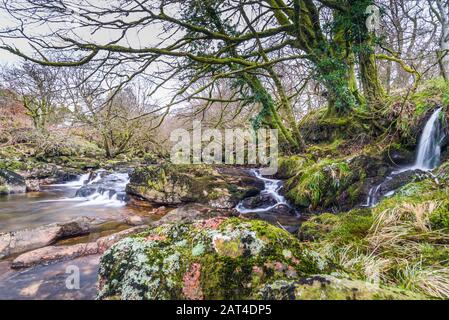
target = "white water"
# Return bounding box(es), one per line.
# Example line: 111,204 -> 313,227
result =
74,172 -> 129,207
413,107 -> 444,170
236,169 -> 289,214
40,171 -> 129,207
365,107 -> 445,207
47,173 -> 90,187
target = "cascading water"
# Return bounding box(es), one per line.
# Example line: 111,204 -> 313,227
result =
41,170 -> 129,207
236,169 -> 289,214
365,107 -> 445,207
413,107 -> 444,170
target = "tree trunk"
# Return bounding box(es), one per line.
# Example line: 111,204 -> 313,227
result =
358,49 -> 385,110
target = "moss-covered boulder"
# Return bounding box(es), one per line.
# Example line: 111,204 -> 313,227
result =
254,275 -> 422,300
298,209 -> 373,243
97,218 -> 331,300
0,169 -> 26,195
283,155 -> 389,212
126,164 -> 263,208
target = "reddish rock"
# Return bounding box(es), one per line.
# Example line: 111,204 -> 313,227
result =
194,217 -> 227,230
145,235 -> 167,242
182,263 -> 204,300
12,243 -> 99,269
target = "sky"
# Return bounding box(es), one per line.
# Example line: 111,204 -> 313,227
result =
0,2 -> 178,106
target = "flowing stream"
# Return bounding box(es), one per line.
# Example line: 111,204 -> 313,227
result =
0,170 -> 134,233
0,169 -> 160,300
365,107 -> 445,207
236,169 -> 289,213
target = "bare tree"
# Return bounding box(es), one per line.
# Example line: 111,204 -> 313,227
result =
428,0 -> 449,80
1,62 -> 62,131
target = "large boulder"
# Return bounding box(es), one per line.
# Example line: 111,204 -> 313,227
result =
126,164 -> 263,208
283,155 -> 389,212
255,275 -> 422,300
0,218 -> 93,259
0,169 -> 26,195
97,218 -> 330,300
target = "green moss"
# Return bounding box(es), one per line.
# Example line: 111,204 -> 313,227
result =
276,155 -> 312,179
284,158 -> 364,211
299,210 -> 373,244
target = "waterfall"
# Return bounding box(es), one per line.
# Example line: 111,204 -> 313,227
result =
364,107 -> 445,207
236,169 -> 289,214
414,107 -> 444,171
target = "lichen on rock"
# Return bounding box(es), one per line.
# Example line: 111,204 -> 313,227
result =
97,217 -> 330,300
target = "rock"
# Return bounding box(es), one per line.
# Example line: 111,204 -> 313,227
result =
383,146 -> 415,166
244,212 -> 302,234
0,169 -> 26,195
241,194 -> 277,209
97,218 -> 330,300
152,203 -> 236,227
379,169 -> 429,195
126,164 -> 263,208
96,225 -> 147,253
124,215 -> 151,226
75,185 -> 99,198
25,179 -> 40,192
11,243 -> 99,269
11,226 -> 147,269
0,218 -> 93,259
254,275 -> 423,300
20,163 -> 81,185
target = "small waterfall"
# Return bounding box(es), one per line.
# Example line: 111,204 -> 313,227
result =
414,107 -> 444,171
236,169 -> 289,214
364,107 -> 445,207
40,171 -> 129,207
74,172 -> 129,207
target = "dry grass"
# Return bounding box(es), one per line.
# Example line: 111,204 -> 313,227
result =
313,200 -> 449,299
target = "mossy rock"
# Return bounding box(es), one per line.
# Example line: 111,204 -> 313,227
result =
254,275 -> 423,300
283,155 -> 387,212
97,218 -> 332,300
299,209 -> 373,243
299,108 -> 369,144
126,164 -> 262,208
0,169 -> 26,195
276,156 -> 311,179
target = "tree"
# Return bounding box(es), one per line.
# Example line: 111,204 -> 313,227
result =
429,0 -> 449,80
1,62 -> 62,131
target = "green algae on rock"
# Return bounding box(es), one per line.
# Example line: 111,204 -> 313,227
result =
97,218 -> 331,300
126,164 -> 262,208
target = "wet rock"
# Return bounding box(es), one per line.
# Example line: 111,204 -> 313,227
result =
11,243 -> 99,269
97,218 -> 330,300
379,169 -> 428,195
126,164 -> 263,208
25,179 -> 40,192
283,155 -> 389,212
21,164 -> 81,185
0,218 -> 93,259
11,226 -> 147,269
384,147 -> 415,166
75,186 -> 98,198
254,275 -> 423,300
0,169 -> 26,195
241,194 -> 277,209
